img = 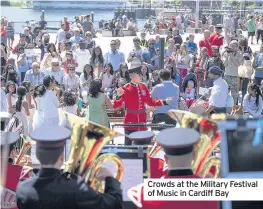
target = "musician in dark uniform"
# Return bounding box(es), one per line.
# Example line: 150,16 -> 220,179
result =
129,131 -> 166,178
16,124 -> 123,209
128,128 -> 219,209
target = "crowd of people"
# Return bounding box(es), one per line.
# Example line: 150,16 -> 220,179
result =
1,10 -> 263,209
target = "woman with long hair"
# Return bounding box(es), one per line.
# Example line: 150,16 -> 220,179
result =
242,83 -> 263,118
15,86 -> 30,134
89,45 -> 104,78
115,62 -> 130,83
5,81 -> 17,114
80,64 -> 94,102
85,79 -> 113,127
174,43 -> 191,91
101,63 -> 114,99
22,80 -> 35,132
40,43 -> 62,69
141,65 -> 151,89
32,75 -> 60,129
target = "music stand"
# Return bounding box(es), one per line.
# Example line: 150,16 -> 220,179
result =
219,117 -> 263,209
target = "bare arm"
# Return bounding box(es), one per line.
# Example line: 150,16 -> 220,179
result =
6,94 -> 15,113
105,96 -> 114,110
22,102 -> 30,116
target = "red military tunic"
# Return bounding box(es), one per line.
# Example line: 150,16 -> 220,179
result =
149,150 -> 167,178
209,32 -> 224,49
128,170 -> 219,209
113,83 -> 163,131
2,162 -> 33,209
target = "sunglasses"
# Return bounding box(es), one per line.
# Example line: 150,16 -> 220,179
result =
69,68 -> 75,71
111,43 -> 116,46
149,43 -> 155,45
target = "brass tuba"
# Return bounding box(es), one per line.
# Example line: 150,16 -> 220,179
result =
60,111 -> 124,193
14,135 -> 35,167
168,110 -> 223,178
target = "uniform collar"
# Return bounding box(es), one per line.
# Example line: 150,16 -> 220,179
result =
167,169 -> 193,176
131,82 -> 139,87
38,168 -> 61,178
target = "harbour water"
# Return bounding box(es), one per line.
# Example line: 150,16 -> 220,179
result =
1,6 -> 115,32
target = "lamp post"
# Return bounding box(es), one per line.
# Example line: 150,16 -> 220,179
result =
195,0 -> 199,33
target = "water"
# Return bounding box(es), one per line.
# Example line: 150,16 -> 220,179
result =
1,6 -> 115,33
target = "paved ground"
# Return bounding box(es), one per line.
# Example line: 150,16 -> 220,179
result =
13,31 -> 261,148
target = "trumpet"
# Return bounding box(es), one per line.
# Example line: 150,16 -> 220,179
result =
168,110 -> 224,178
60,111 -> 124,193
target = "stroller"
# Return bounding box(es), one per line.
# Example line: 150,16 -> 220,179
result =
181,72 -> 198,108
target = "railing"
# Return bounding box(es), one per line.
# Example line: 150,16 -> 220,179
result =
11,19 -> 146,34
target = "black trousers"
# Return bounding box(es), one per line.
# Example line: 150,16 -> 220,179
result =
152,113 -> 177,131
211,107 -> 227,114
124,129 -> 136,145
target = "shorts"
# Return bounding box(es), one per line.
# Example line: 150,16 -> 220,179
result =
248,32 -> 255,36
7,35 -> 14,40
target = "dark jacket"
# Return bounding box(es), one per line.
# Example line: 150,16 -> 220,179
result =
16,168 -> 123,209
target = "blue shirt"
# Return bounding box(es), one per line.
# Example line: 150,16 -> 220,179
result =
142,49 -> 157,65
24,69 -> 45,87
255,53 -> 263,78
104,50 -> 125,72
186,41 -> 197,54
69,36 -> 83,45
151,81 -> 179,114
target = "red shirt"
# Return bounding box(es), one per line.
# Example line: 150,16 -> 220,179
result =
113,83 -> 163,130
199,39 -> 212,57
209,32 -> 224,49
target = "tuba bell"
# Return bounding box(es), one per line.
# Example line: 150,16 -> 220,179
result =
168,110 -> 223,178
60,111 -> 124,193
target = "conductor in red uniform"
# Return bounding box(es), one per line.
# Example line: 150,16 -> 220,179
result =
127,128 -> 219,209
1,132 -> 33,209
114,66 -> 172,145
209,24 -> 224,49
129,131 -> 166,178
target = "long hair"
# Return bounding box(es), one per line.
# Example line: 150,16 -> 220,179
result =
5,81 -> 16,94
88,79 -> 103,98
6,70 -> 18,84
46,43 -> 57,54
33,84 -> 46,98
43,75 -> 55,88
248,83 -> 263,107
83,64 -> 94,80
90,46 -> 104,66
16,86 -> 27,112
104,63 -> 114,75
21,80 -> 32,93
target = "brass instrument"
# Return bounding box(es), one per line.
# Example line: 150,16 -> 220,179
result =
168,110 -> 224,178
61,111 -> 124,193
14,135 -> 35,167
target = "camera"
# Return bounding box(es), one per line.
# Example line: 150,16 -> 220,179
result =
225,47 -> 234,53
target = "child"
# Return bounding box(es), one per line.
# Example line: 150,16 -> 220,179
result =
242,83 -> 263,118
184,80 -> 195,107
62,91 -> 80,116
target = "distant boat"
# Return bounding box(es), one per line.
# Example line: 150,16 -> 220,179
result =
31,0 -> 132,10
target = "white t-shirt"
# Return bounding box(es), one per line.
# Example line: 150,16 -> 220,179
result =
62,104 -> 78,115
226,95 -> 234,108
74,49 -> 91,73
101,73 -> 114,90
1,89 -> 7,112
209,77 -> 228,108
57,28 -> 66,44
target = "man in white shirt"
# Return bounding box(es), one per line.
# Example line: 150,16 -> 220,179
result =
205,66 -> 228,115
55,23 -> 66,46
74,41 -> 91,76
127,37 -> 144,69
44,58 -> 65,85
